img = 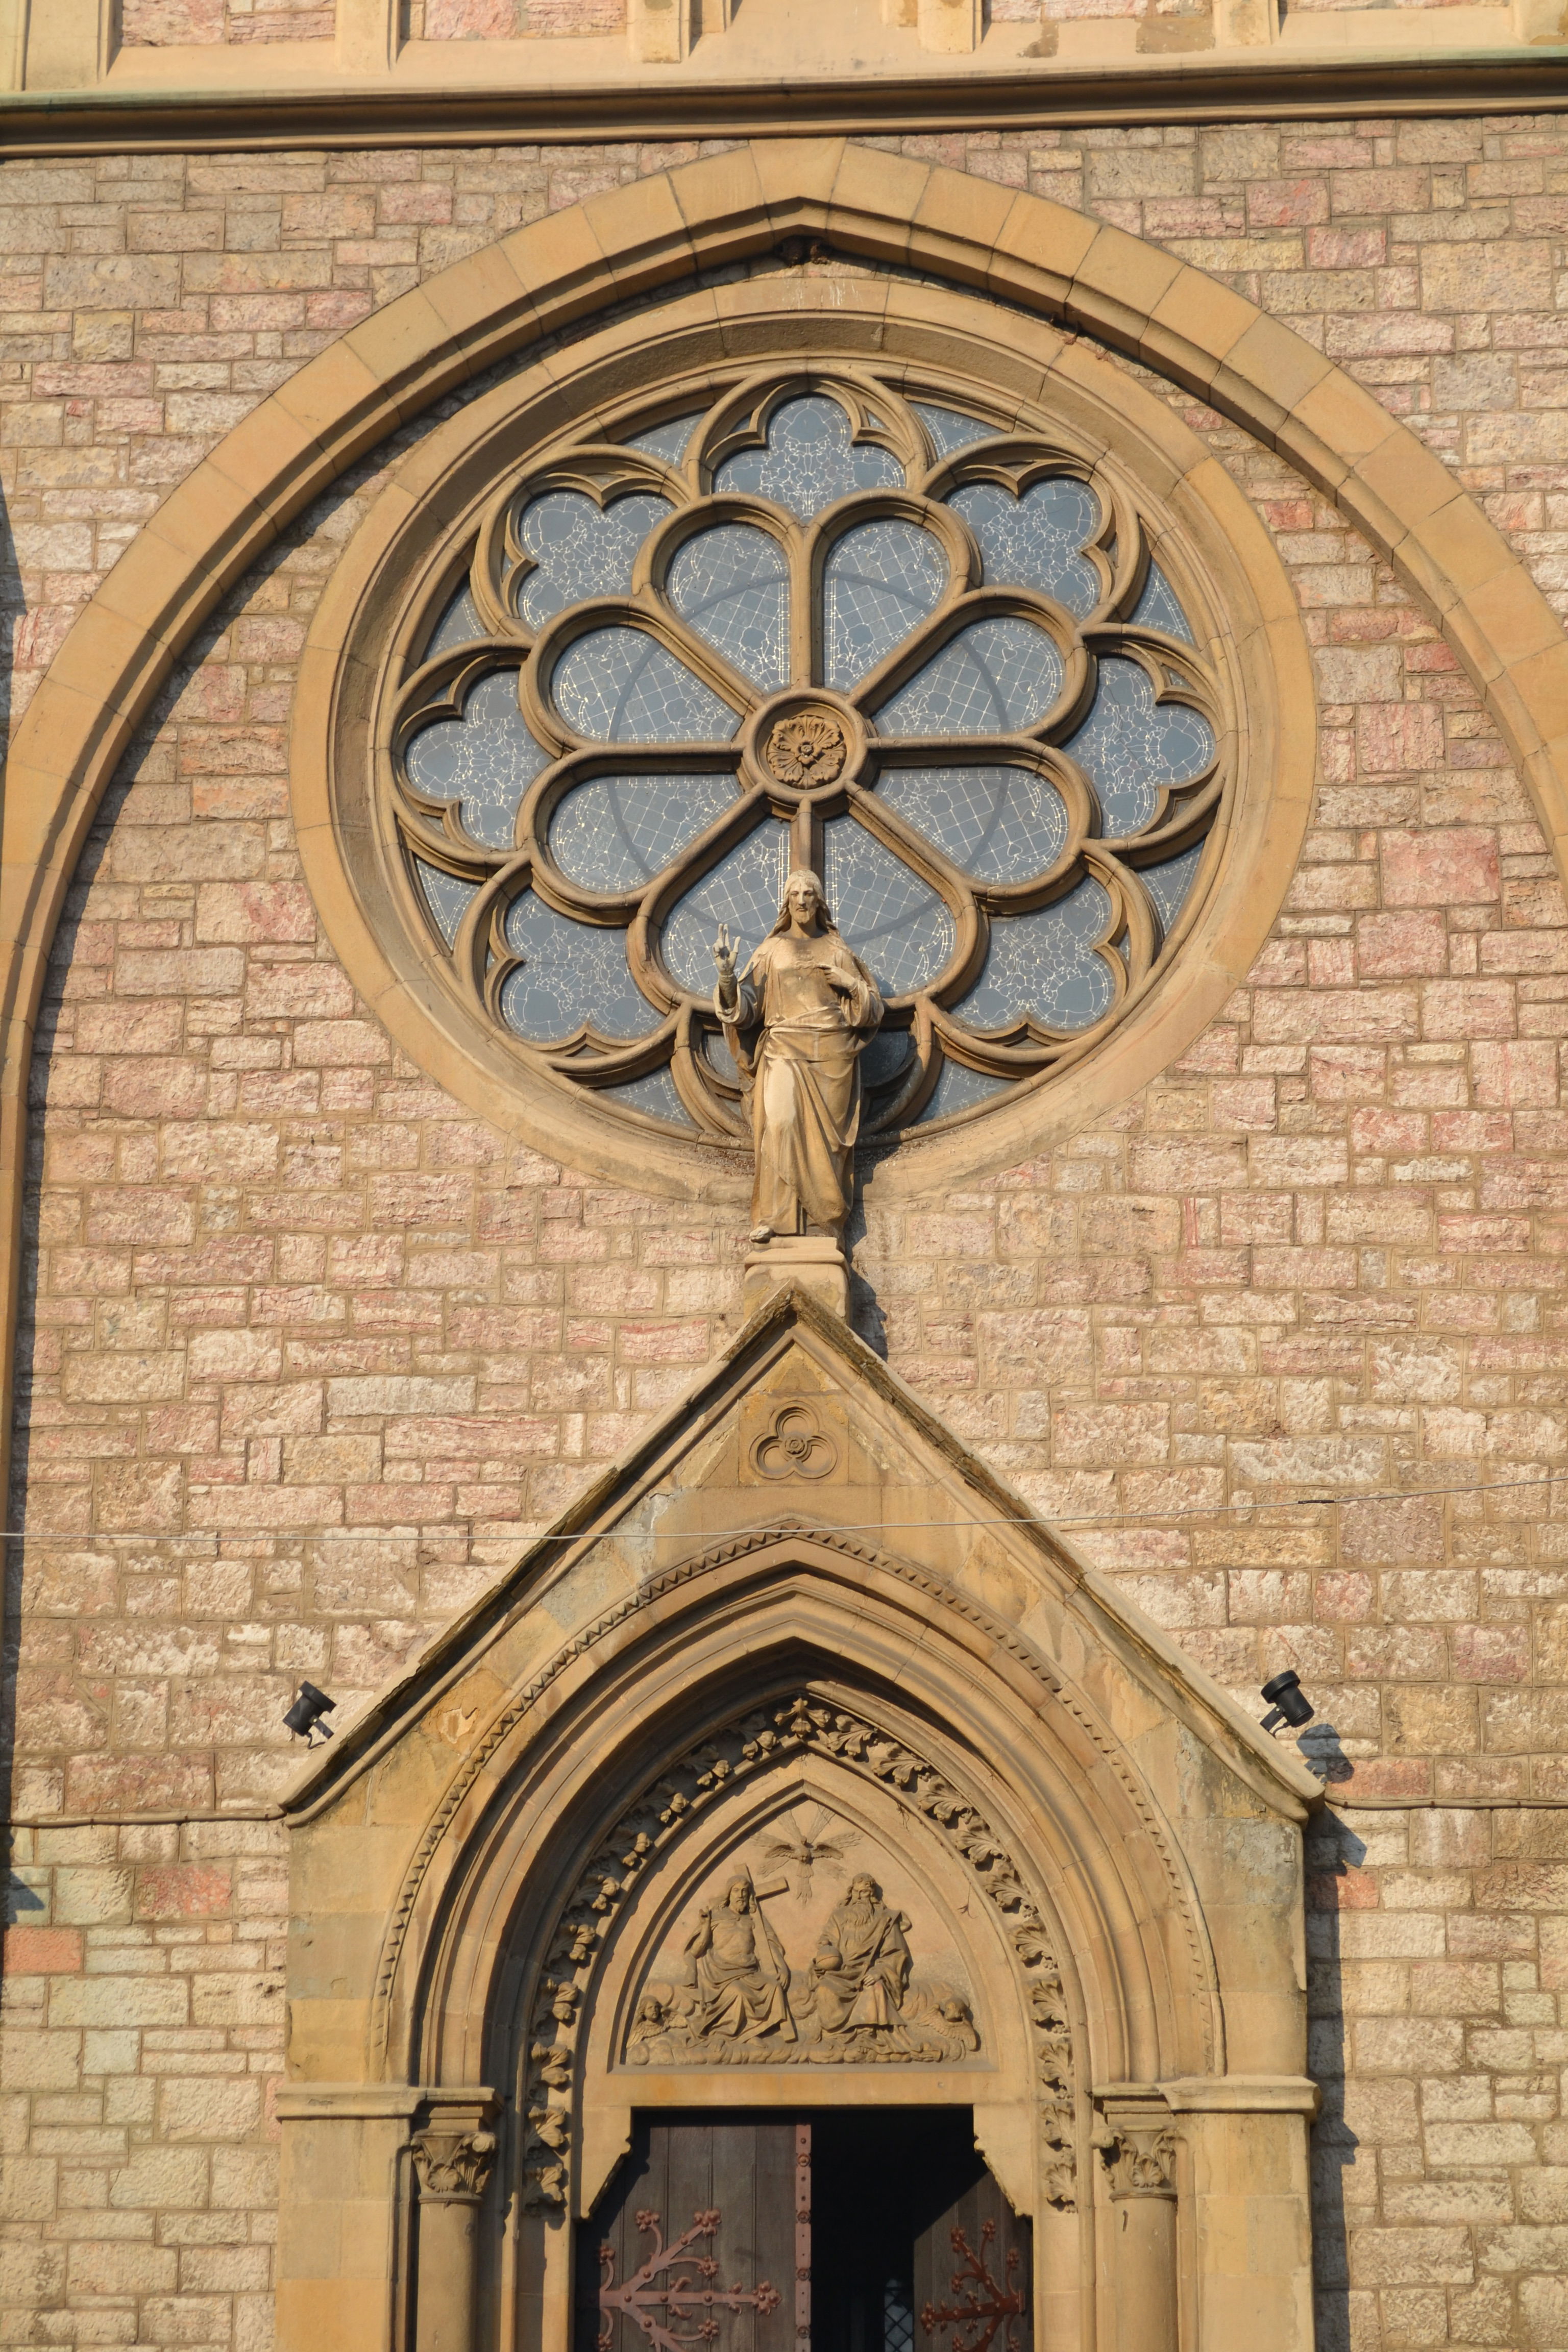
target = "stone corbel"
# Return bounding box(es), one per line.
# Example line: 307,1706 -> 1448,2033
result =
1092,2089 -> 1179,2352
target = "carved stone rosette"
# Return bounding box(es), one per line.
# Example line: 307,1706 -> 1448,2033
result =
520,1692 -> 1077,2213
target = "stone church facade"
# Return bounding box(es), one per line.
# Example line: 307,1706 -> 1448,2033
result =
5,10 -> 1568,2349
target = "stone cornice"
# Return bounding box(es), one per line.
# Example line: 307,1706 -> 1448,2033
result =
4,49 -> 1568,154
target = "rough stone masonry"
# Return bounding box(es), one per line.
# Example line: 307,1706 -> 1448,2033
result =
6,117 -> 1568,2352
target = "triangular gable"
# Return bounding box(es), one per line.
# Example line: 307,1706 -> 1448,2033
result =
283,1284 -> 1320,1826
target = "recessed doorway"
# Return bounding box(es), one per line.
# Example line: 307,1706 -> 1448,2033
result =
578,2110 -> 1031,2352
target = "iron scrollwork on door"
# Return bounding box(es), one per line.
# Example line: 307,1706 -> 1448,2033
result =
919,2222 -> 1026,2352
599,2207 -> 783,2352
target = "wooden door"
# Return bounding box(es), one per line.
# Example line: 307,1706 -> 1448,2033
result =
912,2155 -> 1031,2352
578,2117 -> 806,2352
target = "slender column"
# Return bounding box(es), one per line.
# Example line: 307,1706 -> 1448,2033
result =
336,0 -> 398,73
1096,2098 -> 1178,2352
628,0 -> 692,63
915,0 -> 979,51
1213,0 -> 1278,42
0,0 -> 28,90
23,0 -> 112,85
412,2123 -> 499,2352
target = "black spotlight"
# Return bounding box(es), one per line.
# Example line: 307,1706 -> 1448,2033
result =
283,1681 -> 336,1746
1260,1670 -> 1314,1734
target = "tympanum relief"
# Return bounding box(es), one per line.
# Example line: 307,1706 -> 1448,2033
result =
624,1817 -> 980,2065
519,1695 -> 1077,2213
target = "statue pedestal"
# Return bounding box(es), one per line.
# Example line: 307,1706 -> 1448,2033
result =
743,1237 -> 849,1319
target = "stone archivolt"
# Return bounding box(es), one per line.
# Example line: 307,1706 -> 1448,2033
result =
518,1692 -> 1077,2213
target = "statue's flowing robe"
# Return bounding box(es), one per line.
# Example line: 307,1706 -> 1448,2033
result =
684,1901 -> 795,2040
808,1899 -> 911,2032
717,934 -> 883,1236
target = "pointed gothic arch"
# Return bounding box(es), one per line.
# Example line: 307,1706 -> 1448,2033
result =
275,1291 -> 1320,2352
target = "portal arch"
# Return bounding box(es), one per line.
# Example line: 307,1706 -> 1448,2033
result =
274,1229 -> 1318,2352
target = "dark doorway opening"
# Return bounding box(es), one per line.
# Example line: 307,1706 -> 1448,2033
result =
580,2109 -> 1030,2352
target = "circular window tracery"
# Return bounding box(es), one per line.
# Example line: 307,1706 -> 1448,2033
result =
385,366 -> 1226,1142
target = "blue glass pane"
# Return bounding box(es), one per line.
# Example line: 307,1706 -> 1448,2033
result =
822,817 -> 955,996
667,525 -> 789,690
517,490 -> 672,629
913,402 -> 994,457
918,1061 -> 1013,1121
859,1026 -> 918,1090
550,773 -> 737,892
823,520 -> 946,689
412,857 -> 480,949
877,617 -> 1064,737
598,1067 -> 695,1126
623,413 -> 704,462
425,581 -> 484,662
552,628 -> 738,744
500,894 -> 659,1042
1141,838 -> 1207,939
1063,657 -> 1214,837
874,764 -> 1068,883
713,395 -> 902,521
954,878 -> 1115,1033
949,478 -> 1101,619
1130,560 -> 1194,643
405,668 -> 549,851
661,822 -> 792,994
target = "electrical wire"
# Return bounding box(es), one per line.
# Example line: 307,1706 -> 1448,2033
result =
4,1460 -> 1568,1542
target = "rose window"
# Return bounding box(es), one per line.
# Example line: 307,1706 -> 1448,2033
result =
389,371 -> 1226,1138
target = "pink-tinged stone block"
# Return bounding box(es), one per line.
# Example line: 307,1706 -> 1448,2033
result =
425,0 -> 518,29
3,1929 -> 83,1972
1383,828 -> 1501,907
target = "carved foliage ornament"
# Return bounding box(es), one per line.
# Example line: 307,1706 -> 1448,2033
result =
520,1695 -> 1076,2213
412,2127 -> 498,2202
382,365 -> 1226,1145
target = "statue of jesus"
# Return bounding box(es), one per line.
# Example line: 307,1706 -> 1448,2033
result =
713,872 -> 883,1245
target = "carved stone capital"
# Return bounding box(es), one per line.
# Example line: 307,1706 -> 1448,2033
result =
1098,2122 -> 1177,2200
412,2127 -> 498,2203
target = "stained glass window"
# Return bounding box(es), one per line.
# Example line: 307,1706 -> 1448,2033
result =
389,368 -> 1224,1135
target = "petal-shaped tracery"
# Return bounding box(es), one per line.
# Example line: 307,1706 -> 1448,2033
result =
877,616 -> 1064,737
948,477 -> 1101,617
823,519 -> 946,689
667,524 -> 790,690
714,394 -> 902,519
821,817 -> 955,996
1062,656 -> 1214,837
913,402 -> 995,458
405,668 -> 550,850
386,365 -> 1229,1139
501,893 -> 661,1041
953,876 -> 1117,1033
550,773 -> 738,892
660,821 -> 793,994
873,763 -> 1070,885
517,490 -> 674,628
551,627 -> 739,744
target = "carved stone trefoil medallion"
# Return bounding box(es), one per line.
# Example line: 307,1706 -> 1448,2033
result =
749,1403 -> 839,1481
764,712 -> 848,786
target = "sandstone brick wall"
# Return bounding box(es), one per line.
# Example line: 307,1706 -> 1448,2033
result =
8,120 -> 1568,2352
404,0 -> 627,37
121,0 -> 336,42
